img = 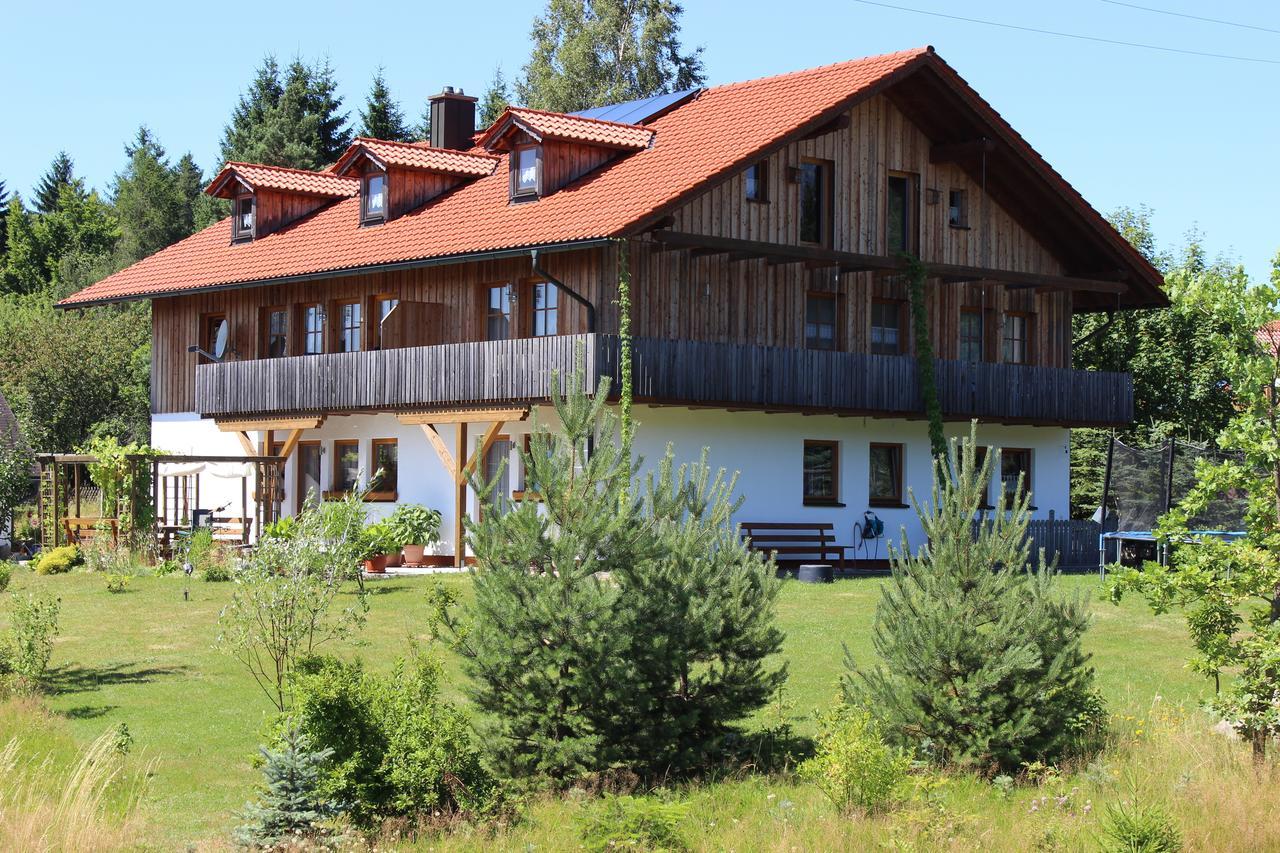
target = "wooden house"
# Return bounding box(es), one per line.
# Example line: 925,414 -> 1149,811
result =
58,47 -> 1166,565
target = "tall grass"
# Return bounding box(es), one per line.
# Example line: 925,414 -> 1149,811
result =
0,699 -> 149,851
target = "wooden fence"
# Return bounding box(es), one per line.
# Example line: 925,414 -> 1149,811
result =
196,333 -> 1133,426
972,516 -> 1102,572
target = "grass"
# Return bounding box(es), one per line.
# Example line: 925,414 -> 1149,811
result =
0,565 -> 1233,848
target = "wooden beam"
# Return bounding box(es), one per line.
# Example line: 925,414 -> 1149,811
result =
460,420 -> 506,484
217,416 -> 324,432
234,431 -> 256,456
418,424 -> 458,480
276,429 -> 304,460
649,231 -> 1129,294
397,407 -> 529,425
801,113 -> 850,140
454,423 -> 467,568
929,138 -> 996,163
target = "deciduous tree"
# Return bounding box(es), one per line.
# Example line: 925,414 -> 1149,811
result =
517,0 -> 705,113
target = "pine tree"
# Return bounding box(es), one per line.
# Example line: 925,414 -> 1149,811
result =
173,153 -> 205,235
845,426 -> 1102,773
517,0 -> 705,113
226,58 -> 352,170
112,126 -> 190,263
33,152 -> 79,214
357,69 -> 411,141
307,59 -> 352,164
433,362 -> 785,780
235,727 -> 337,848
478,66 -> 512,127
0,179 -> 10,260
220,56 -> 284,165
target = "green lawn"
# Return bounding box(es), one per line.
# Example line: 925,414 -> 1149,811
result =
0,568 -> 1207,847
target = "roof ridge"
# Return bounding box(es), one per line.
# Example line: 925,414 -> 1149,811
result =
225,161 -> 358,179
508,106 -> 650,131
353,137 -> 501,159
702,46 -> 932,94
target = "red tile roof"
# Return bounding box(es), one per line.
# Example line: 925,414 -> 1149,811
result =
207,163 -> 358,199
479,107 -> 655,150
333,138 -> 499,177
59,47 -> 1163,308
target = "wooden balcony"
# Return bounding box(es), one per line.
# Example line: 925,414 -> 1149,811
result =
194,333 -> 1133,427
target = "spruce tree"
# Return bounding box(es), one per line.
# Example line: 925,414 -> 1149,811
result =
0,179 -> 10,260
845,426 -> 1102,773
34,152 -> 78,214
235,727 -> 337,848
433,363 -> 785,780
306,59 -> 352,164
220,56 -> 284,165
478,66 -> 512,127
112,126 -> 189,263
517,0 -> 706,113
358,69 -> 411,141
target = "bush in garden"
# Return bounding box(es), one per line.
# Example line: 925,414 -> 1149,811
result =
2,592 -> 60,692
577,795 -> 688,852
283,652 -> 499,828
431,367 -> 785,782
105,573 -> 130,594
33,545 -> 80,575
800,706 -> 911,815
0,561 -> 12,593
235,726 -> 337,849
1098,798 -> 1182,853
183,528 -> 231,581
846,425 -> 1103,774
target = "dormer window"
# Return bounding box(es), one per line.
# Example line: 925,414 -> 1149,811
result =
362,172 -> 387,225
233,195 -> 255,241
512,145 -> 540,200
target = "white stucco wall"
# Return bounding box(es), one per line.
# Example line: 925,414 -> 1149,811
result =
153,406 -> 1070,560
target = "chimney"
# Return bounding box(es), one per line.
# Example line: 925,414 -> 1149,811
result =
429,86 -> 478,151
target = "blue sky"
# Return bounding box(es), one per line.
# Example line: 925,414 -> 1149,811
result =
5,1 -> 1277,278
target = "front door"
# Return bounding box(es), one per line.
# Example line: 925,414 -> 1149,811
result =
296,441 -> 322,513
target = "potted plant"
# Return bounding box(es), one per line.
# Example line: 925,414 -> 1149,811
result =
360,520 -> 397,574
388,504 -> 442,566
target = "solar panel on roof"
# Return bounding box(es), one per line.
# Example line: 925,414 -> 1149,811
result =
572,89 -> 699,125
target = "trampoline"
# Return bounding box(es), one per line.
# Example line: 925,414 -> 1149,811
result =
1097,437 -> 1247,575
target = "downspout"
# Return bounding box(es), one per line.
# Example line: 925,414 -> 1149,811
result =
532,248 -> 595,332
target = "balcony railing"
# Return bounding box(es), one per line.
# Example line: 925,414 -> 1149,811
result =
194,333 -> 1133,427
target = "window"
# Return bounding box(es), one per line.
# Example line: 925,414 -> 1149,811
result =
870,299 -> 903,355
948,189 -> 968,228
745,161 -> 768,202
974,446 -> 993,507
869,443 -> 903,506
296,441 -> 322,511
370,438 -> 398,496
798,159 -> 831,245
886,172 -> 917,254
362,172 -> 387,224
482,436 -> 513,516
262,307 -> 288,358
301,304 -> 325,355
959,308 -> 984,363
233,195 -> 254,241
530,282 -> 558,337
1000,448 -> 1032,505
373,296 -> 399,350
203,314 -> 229,363
333,440 -> 360,493
338,300 -> 362,353
1002,312 -> 1032,365
805,292 -> 838,351
485,284 -> 512,340
803,440 -> 839,504
512,145 -> 540,198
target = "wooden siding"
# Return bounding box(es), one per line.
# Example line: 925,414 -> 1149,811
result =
194,333 -> 1132,427
541,140 -> 617,194
388,166 -> 461,219
255,189 -> 330,236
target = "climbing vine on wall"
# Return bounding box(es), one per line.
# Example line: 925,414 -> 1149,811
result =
904,254 -> 947,462
616,239 -> 635,456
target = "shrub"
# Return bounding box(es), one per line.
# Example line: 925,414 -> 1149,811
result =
235,727 -> 337,848
577,795 -> 688,852
846,426 -> 1101,773
0,561 -> 13,593
284,652 -> 498,828
202,560 -> 232,583
4,592 -> 60,692
800,706 -> 911,815
33,545 -> 81,575
431,367 -> 784,781
1098,798 -> 1182,852
387,504 -> 442,547
153,559 -> 181,577
105,574 -> 129,594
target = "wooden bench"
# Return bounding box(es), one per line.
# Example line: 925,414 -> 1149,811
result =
61,517 -> 119,548
739,521 -> 849,570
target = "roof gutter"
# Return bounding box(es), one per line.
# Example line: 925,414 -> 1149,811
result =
532,248 -> 596,333
57,238 -> 613,309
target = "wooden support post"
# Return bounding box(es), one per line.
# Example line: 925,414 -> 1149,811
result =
51,462 -> 60,547
73,464 -> 81,520
235,431 -> 256,456
455,422 -> 467,568
461,421 -> 506,484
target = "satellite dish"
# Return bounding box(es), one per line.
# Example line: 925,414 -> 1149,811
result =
213,321 -> 229,359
